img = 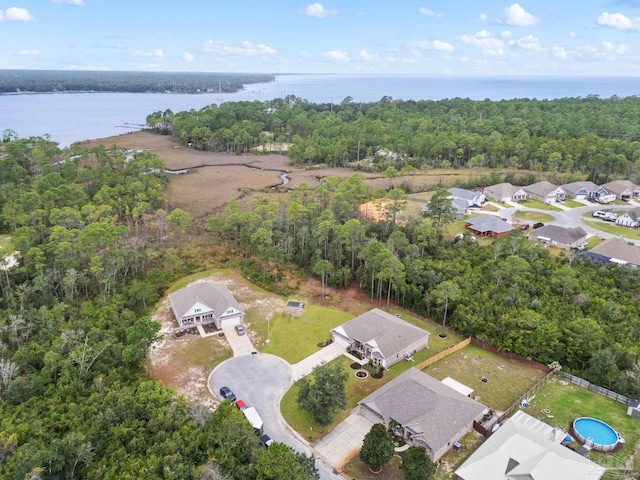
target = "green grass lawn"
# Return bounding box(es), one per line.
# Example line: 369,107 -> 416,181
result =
424,345 -> 548,411
0,235 -> 13,251
258,305 -> 352,364
519,199 -> 562,211
585,235 -> 604,249
563,200 -> 584,208
582,219 -> 640,240
513,209 -> 555,223
526,376 -> 640,471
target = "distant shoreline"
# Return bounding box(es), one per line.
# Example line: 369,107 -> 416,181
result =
0,90 -> 241,96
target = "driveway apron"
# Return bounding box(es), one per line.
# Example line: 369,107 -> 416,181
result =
222,325 -> 256,356
314,412 -> 375,470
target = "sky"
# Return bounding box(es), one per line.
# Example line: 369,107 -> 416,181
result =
2,0 -> 640,76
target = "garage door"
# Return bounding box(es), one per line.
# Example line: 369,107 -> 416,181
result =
359,405 -> 385,425
332,331 -> 350,348
219,315 -> 242,328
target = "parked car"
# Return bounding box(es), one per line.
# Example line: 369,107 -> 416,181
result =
235,324 -> 245,335
219,386 -> 236,403
520,223 -> 530,231
235,399 -> 247,411
260,434 -> 274,448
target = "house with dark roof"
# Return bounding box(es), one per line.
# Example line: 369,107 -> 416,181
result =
578,237 -> 640,268
600,180 -> 640,200
358,368 -> 486,462
448,187 -> 486,207
465,215 -> 514,238
455,411 -> 605,480
422,198 -> 467,219
168,282 -> 244,330
522,181 -> 566,204
526,225 -> 588,251
616,207 -> 640,228
331,309 -> 430,369
483,183 -> 528,203
560,181 -> 607,200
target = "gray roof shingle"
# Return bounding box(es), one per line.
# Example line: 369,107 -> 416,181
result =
523,181 -> 562,198
588,237 -> 640,266
168,282 -> 242,320
527,225 -> 587,245
560,181 -> 600,196
466,215 -> 514,234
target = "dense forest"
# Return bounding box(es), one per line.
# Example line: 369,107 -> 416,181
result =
147,95 -> 640,183
0,70 -> 274,94
0,137 -> 315,479
209,176 -> 640,398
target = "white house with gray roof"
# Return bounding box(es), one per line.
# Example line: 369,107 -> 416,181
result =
601,180 -> 640,200
358,368 -> 486,462
448,187 -> 486,207
617,207 -> 640,228
331,309 -> 430,369
526,225 -> 588,251
168,282 -> 244,330
560,181 -> 607,200
483,183 -> 527,203
523,181 -> 566,204
455,411 -> 605,480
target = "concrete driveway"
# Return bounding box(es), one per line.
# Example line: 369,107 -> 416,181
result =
290,342 -> 345,381
222,325 -> 256,356
314,412 -> 374,470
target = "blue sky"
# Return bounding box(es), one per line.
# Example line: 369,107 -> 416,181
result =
2,0 -> 640,75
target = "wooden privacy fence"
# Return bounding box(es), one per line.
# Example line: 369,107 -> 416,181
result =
414,337 -> 471,370
495,370 -> 555,427
558,371 -> 632,406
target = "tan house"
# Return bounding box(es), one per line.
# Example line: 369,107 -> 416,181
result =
578,237 -> 640,267
455,411 -> 605,480
560,181 -> 607,200
483,183 -> 528,203
600,180 -> 640,200
168,282 -> 244,330
523,181 -> 565,204
358,368 -> 486,461
331,309 -> 430,369
526,225 -> 588,251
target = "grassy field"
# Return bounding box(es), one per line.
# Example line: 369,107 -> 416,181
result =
583,219 -> 640,240
563,200 -> 584,208
519,199 -> 563,211
0,235 -> 13,251
513,209 -> 555,223
258,305 -> 352,363
424,345 -> 548,411
585,235 -> 604,249
527,377 -> 640,471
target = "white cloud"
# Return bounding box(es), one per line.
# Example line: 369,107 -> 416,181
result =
202,40 -> 277,56
504,3 -> 538,26
419,7 -> 441,17
461,30 -> 504,56
553,41 -> 631,62
304,3 -> 337,18
407,40 -> 455,53
551,46 -> 568,60
183,52 -> 194,62
501,30 -> 512,38
514,34 -> 543,51
596,12 -> 639,30
133,49 -> 165,58
68,64 -> 108,71
16,49 -> 40,56
52,0 -> 85,5
299,51 -> 312,58
359,50 -> 379,62
479,13 -> 488,22
325,50 -> 350,61
569,31 -> 577,38
0,7 -> 35,21
384,55 -> 416,64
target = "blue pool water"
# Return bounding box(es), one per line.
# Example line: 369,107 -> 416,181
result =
573,417 -> 618,447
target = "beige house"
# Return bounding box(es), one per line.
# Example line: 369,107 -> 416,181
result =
483,183 -> 528,203
358,368 -> 486,461
560,181 -> 606,200
331,309 -> 430,369
578,237 -> 640,267
523,181 -> 566,204
526,225 -> 588,251
455,411 -> 605,480
600,180 -> 640,200
168,282 -> 244,329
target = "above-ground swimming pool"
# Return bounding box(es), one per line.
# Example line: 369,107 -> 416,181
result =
572,417 -> 623,453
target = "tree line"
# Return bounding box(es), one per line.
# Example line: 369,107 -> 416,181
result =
0,70 -> 274,94
209,177 -> 640,399
147,95 -> 640,183
0,136 -> 315,479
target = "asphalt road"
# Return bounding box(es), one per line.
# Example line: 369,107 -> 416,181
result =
209,354 -> 342,480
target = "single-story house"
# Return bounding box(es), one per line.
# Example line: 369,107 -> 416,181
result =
628,400 -> 640,420
483,183 -> 528,203
523,181 -> 566,204
526,225 -> 588,251
331,309 -> 430,369
600,180 -> 640,200
560,181 -> 607,200
422,198 -> 467,219
455,411 -> 605,480
168,282 -> 244,329
448,187 -> 486,207
358,368 -> 486,462
465,215 -> 514,238
578,237 -> 640,268
616,207 -> 640,228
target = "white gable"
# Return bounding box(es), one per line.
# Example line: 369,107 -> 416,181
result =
550,187 -> 565,196
183,301 -> 214,318
219,306 -> 242,317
